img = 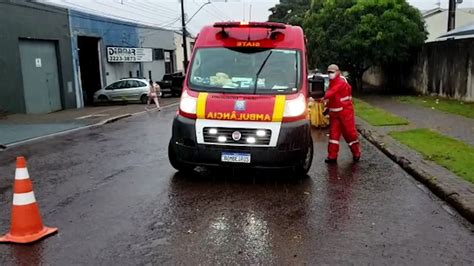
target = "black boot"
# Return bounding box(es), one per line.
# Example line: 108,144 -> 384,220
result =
325,158 -> 337,164
353,156 -> 360,163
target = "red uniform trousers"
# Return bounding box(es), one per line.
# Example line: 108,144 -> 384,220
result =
327,108 -> 361,159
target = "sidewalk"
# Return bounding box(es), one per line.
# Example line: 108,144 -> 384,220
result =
355,95 -> 474,223
0,98 -> 179,147
361,95 -> 474,146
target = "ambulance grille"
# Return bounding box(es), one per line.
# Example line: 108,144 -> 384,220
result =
203,127 -> 272,145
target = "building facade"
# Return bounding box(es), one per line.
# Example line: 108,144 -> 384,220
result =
0,1 -> 177,113
69,10 -> 176,107
0,1 -> 76,114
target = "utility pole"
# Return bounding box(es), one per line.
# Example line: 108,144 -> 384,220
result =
180,0 -> 189,72
447,0 -> 456,31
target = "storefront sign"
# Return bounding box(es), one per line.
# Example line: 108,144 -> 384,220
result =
107,47 -> 153,63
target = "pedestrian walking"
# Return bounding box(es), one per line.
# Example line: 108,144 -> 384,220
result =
322,64 -> 360,163
146,80 -> 161,111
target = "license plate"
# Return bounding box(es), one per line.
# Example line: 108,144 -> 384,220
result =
221,152 -> 251,163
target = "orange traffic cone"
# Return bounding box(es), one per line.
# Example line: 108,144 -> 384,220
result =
0,156 -> 57,244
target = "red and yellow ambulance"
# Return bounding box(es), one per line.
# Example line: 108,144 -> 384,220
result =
168,21 -> 313,175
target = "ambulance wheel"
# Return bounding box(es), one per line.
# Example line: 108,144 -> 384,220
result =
294,138 -> 313,178
168,140 -> 194,172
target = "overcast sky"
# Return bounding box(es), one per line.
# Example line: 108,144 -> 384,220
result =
40,0 -> 474,35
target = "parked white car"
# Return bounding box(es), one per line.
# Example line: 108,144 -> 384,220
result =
93,78 -> 151,104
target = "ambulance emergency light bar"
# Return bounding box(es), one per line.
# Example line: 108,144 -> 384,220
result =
213,21 -> 286,30
214,22 -> 286,40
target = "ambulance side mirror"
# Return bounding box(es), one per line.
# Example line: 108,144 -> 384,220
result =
310,90 -> 324,99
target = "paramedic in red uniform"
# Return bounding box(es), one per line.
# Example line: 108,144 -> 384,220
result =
323,64 -> 361,163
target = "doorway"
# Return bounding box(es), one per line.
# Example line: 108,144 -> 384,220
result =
78,36 -> 102,106
19,39 -> 62,114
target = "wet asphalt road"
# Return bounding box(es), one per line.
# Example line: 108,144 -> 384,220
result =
0,106 -> 473,265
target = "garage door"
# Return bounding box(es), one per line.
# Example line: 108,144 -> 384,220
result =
19,39 -> 62,114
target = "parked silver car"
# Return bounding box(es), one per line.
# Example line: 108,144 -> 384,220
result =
93,78 -> 151,104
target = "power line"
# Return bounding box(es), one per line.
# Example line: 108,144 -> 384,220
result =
89,0 -> 177,24
209,2 -> 232,20
62,0 -> 172,29
63,0 -> 158,25
190,1 -> 223,22
139,0 -> 180,14
186,1 -> 210,25
209,3 -> 231,21
2,2 -> 173,31
160,17 -> 182,28
118,0 -> 180,20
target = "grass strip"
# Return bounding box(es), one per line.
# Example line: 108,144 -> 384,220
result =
354,98 -> 409,126
390,129 -> 474,183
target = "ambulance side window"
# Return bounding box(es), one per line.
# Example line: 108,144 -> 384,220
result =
192,52 -> 201,76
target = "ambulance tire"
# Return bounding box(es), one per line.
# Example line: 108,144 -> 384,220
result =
293,138 -> 313,178
168,140 -> 194,173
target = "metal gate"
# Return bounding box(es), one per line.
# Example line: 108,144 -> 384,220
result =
19,39 -> 62,114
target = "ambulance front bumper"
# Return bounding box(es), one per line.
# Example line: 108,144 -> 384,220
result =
170,115 -> 311,169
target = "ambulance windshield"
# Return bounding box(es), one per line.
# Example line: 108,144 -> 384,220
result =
189,48 -> 301,94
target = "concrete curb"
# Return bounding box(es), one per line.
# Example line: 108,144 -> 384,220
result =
356,118 -> 474,223
95,113 -> 132,126
2,102 -> 179,149
129,102 -> 180,118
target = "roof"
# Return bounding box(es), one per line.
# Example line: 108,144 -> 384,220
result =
422,7 -> 474,18
422,8 -> 445,18
194,23 -> 305,49
438,22 -> 474,39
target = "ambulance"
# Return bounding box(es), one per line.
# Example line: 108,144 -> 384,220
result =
168,21 -> 314,175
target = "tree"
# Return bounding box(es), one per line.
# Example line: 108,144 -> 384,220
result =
304,0 -> 427,90
268,0 -> 311,26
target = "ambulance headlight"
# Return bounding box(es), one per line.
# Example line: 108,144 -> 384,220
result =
179,90 -> 197,115
283,94 -> 306,118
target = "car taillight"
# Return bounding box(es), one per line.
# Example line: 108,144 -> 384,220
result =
179,90 -> 197,119
283,94 -> 307,120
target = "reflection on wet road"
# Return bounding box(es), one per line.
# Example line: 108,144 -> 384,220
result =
0,108 -> 472,265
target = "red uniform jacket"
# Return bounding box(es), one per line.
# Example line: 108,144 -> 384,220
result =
324,74 -> 353,112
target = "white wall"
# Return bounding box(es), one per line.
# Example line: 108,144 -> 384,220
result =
139,28 -> 176,81
104,62 -> 140,85
425,9 -> 474,42
362,66 -> 384,87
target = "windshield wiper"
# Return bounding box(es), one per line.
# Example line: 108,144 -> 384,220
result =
253,51 -> 273,94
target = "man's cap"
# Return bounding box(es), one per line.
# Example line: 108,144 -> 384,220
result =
327,64 -> 340,72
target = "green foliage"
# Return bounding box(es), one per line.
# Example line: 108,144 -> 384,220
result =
268,0 -> 311,26
303,0 -> 427,87
390,129 -> 474,183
